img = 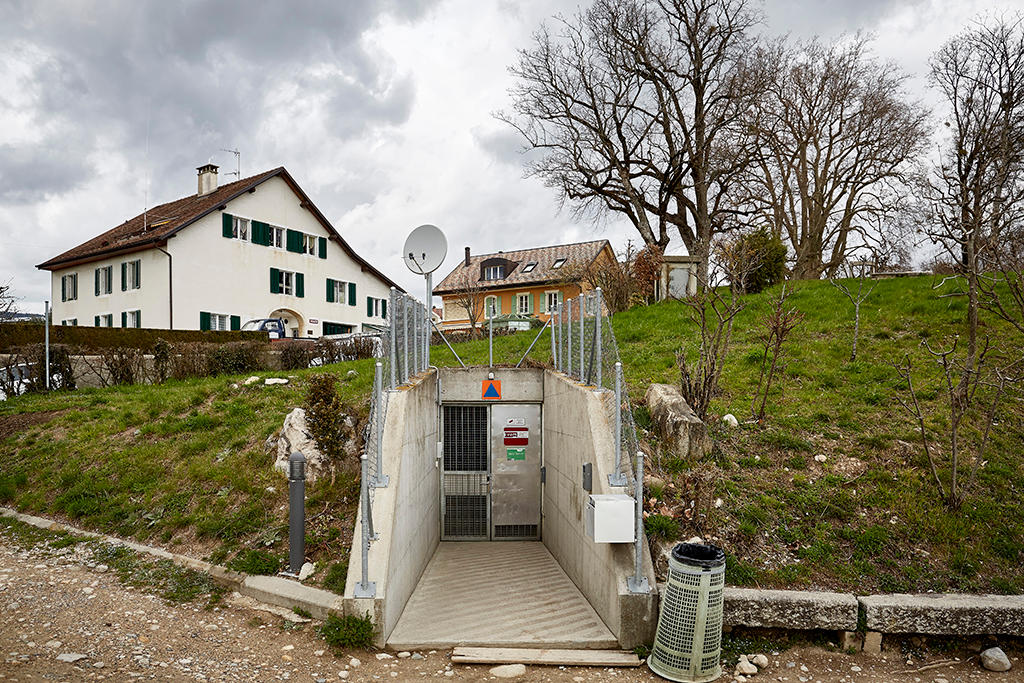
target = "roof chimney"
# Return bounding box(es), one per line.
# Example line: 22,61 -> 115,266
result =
464,246 -> 471,267
197,164 -> 219,197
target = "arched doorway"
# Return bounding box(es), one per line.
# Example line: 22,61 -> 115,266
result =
269,308 -> 304,338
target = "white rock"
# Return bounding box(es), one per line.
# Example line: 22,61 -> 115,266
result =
244,376 -> 261,385
298,562 -> 315,581
714,498 -> 724,508
45,640 -> 62,649
980,647 -> 1011,672
314,650 -> 325,657
273,407 -> 358,482
752,654 -> 769,669
56,653 -> 88,663
346,370 -> 358,378
489,664 -> 527,678
735,655 -> 758,675
686,536 -> 704,545
281,644 -> 294,651
934,677 -> 949,683
375,653 -> 394,660
348,657 -> 361,668
722,413 -> 739,427
338,672 -> 349,680
397,651 -> 411,658
851,665 -> 862,672
814,454 -> 828,463
800,664 -> 809,672
264,377 -> 289,385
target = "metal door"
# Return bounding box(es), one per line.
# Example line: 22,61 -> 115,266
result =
490,404 -> 542,540
440,403 -> 542,540
441,405 -> 489,540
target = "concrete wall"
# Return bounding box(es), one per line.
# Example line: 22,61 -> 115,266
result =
344,370 -> 439,646
541,370 -> 659,648
438,366 -> 544,403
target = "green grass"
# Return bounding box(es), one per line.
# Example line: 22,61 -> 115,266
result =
2,276 -> 1022,595
319,613 -> 375,649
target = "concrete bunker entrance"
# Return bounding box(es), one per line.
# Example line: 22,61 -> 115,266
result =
345,366 -> 658,650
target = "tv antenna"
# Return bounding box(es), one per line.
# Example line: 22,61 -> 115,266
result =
220,148 -> 240,179
402,224 -> 448,367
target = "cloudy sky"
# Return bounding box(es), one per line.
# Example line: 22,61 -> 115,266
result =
2,0 -> 1022,314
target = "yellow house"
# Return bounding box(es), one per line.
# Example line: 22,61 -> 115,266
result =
433,240 -> 615,331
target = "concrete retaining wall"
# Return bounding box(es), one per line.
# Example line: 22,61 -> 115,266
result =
344,370 -> 439,646
541,370 -> 658,648
438,366 -> 544,402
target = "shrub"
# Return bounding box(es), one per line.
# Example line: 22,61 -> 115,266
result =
319,614 -> 375,649
304,374 -> 360,467
226,549 -> 281,575
728,229 -> 788,294
170,342 -> 211,380
102,346 -> 145,385
0,322 -> 265,353
207,342 -> 264,376
278,341 -> 313,370
11,344 -> 77,392
152,338 -> 171,383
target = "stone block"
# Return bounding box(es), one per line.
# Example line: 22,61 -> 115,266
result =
863,631 -> 882,655
724,588 -> 859,630
839,631 -> 862,651
644,384 -> 710,458
859,594 -> 1024,636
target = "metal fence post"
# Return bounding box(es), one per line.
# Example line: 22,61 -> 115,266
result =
628,451 -> 650,594
354,454 -> 376,598
373,362 -> 388,488
578,294 -> 585,382
425,272 -> 432,368
566,298 -> 573,378
44,300 -> 50,390
412,302 -> 420,375
595,288 -> 603,389
288,452 -> 306,574
388,288 -> 397,390
402,297 -> 410,383
488,310 -> 494,368
550,305 -> 557,366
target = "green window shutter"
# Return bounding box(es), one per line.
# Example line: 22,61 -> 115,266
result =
348,282 -> 356,306
496,296 -> 502,316
528,293 -> 534,314
121,311 -> 127,327
557,291 -> 564,305
94,315 -> 100,327
366,296 -> 373,316
135,260 -> 141,289
222,213 -> 233,238
95,269 -> 100,296
200,311 -> 211,331
230,315 -> 240,331
61,277 -> 66,302
136,311 -> 141,329
296,273 -> 305,298
382,299 -> 387,318
270,268 -> 280,294
252,221 -> 270,246
121,262 -> 127,291
286,229 -> 303,253
326,278 -> 334,303
318,236 -> 327,259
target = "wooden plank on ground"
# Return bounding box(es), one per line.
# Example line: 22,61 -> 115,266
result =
450,647 -> 642,667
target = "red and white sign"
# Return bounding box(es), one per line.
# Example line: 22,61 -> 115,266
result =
503,427 -> 529,446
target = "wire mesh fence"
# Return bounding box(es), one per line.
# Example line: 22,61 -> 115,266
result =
552,288 -> 641,487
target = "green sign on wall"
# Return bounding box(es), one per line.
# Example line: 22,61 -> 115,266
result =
506,447 -> 526,461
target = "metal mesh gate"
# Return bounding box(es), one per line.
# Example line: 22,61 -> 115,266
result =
442,405 -> 489,539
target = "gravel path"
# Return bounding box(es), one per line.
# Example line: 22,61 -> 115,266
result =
0,537 -> 1018,682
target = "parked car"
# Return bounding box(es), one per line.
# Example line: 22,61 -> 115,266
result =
240,318 -> 288,340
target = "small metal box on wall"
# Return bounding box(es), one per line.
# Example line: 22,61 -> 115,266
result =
585,494 -> 635,543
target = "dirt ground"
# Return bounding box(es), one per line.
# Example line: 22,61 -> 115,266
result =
0,537 -> 1019,683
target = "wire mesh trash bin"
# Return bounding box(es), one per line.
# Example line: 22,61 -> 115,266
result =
648,543 -> 726,682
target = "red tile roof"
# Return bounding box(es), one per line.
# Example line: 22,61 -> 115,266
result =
36,167 -> 402,291
433,239 -> 611,295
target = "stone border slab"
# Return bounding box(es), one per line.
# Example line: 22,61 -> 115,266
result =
1,507 -> 340,620
861,593 -> 1024,636
724,587 -> 859,631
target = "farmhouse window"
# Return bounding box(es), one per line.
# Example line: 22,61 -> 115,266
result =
121,260 -> 141,291
61,273 -> 78,302
484,265 -> 505,280
95,266 -> 113,296
327,278 -> 349,304
517,293 -> 533,315
552,258 -> 566,269
270,226 -> 285,249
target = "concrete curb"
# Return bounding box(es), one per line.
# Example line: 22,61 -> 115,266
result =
0,507 -> 342,621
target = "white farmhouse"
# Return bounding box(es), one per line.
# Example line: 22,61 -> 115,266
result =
37,165 -> 401,337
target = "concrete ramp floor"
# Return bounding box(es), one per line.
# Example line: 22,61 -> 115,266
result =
387,542 -> 618,650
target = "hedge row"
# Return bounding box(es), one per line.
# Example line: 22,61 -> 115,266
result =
0,322 -> 267,352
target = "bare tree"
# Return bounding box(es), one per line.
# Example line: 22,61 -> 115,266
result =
895,341 -> 1018,509
677,273 -> 745,421
0,281 -> 17,321
446,272 -> 488,338
750,285 -> 804,421
738,37 -> 929,279
500,0 -> 764,286
563,241 -> 663,312
830,273 -> 877,361
922,15 -> 1024,368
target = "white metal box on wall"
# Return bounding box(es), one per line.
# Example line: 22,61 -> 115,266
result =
585,494 -> 635,543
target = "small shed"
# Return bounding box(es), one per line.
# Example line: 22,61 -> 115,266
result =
655,255 -> 701,300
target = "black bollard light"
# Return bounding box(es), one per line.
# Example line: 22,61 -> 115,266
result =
288,451 -> 306,575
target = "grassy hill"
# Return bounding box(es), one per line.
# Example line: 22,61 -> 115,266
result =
1,275 -> 1022,594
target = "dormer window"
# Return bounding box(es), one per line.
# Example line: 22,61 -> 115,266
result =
552,258 -> 567,269
522,262 -> 537,273
484,265 -> 505,280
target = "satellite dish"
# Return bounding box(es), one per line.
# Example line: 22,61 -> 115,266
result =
403,224 -> 448,275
